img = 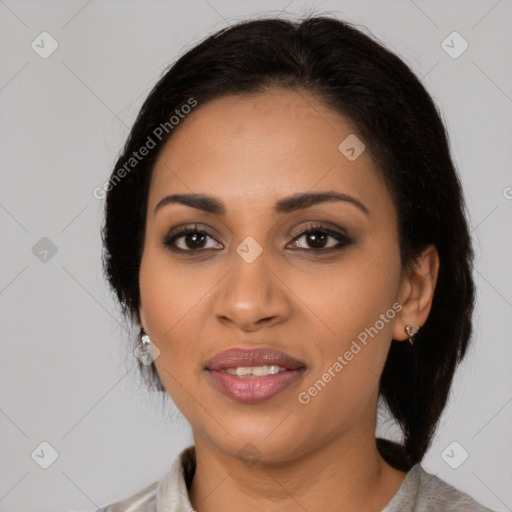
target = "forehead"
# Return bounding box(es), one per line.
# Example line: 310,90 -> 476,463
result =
148,89 -> 390,217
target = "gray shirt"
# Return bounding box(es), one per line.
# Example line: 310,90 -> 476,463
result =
96,445 -> 495,512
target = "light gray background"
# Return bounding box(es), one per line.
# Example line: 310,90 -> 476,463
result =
1,1 -> 511,511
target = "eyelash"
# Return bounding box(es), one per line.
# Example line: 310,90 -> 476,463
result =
162,223 -> 353,254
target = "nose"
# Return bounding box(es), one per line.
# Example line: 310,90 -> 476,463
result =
213,249 -> 291,332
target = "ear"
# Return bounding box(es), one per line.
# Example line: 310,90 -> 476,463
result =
392,244 -> 440,341
138,305 -> 147,331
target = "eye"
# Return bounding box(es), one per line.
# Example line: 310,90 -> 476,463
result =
287,224 -> 353,251
163,224 -> 223,252
162,223 -> 353,254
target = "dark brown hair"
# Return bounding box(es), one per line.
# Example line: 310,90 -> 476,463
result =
101,15 -> 475,471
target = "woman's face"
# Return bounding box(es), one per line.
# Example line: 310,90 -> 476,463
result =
139,88 -> 410,462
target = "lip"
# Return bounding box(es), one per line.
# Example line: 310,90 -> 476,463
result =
205,347 -> 306,371
207,369 -> 306,404
205,347 -> 307,404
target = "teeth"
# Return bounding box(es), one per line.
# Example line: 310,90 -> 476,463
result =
224,365 -> 288,377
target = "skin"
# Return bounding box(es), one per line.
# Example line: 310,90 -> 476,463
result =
138,88 -> 440,512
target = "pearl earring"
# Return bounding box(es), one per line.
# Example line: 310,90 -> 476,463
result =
404,324 -> 417,345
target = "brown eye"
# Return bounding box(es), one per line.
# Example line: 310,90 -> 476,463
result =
162,223 -> 352,255
163,225 -> 223,252
289,225 -> 353,251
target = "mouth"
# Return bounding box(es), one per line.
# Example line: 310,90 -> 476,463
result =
222,365 -> 291,377
205,347 -> 307,404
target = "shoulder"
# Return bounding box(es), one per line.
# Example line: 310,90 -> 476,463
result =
410,464 -> 496,511
94,480 -> 158,512
92,445 -> 196,512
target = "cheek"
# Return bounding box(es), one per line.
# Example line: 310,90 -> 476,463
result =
294,242 -> 402,402
296,246 -> 401,346
138,250 -> 215,406
294,264 -> 401,433
139,252 -> 205,345
139,231 -> 217,320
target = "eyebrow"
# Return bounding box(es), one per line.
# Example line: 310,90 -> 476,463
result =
153,191 -> 369,217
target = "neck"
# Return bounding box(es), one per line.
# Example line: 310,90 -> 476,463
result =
188,424 -> 408,512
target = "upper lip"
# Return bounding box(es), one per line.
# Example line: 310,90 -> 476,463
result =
205,347 -> 306,371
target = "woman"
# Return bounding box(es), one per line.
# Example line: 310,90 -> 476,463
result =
98,14 -> 495,512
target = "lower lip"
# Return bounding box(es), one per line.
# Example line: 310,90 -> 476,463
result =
207,368 -> 305,404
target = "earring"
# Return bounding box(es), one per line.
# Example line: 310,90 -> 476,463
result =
136,327 -> 161,366
404,324 -> 417,345
140,327 -> 151,349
